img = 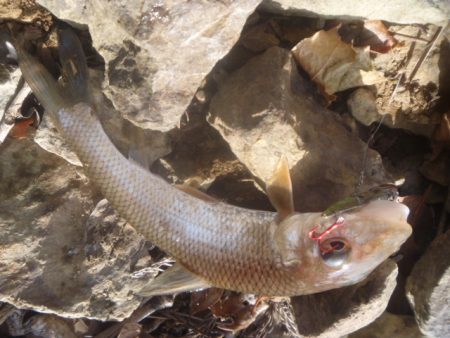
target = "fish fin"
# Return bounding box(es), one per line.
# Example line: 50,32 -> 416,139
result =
138,263 -> 211,297
266,155 -> 294,221
175,184 -> 218,203
176,177 -> 218,203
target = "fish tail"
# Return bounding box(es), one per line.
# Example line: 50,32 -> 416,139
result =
57,26 -> 91,104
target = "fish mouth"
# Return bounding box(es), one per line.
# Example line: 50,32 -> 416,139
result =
368,200 -> 412,242
378,201 -> 409,223
359,200 -> 410,229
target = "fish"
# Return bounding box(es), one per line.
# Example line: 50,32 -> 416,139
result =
13,31 -> 412,297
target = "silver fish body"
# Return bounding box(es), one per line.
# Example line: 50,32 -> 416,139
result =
15,40 -> 412,297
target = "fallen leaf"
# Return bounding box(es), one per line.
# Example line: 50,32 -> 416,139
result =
292,27 -> 383,97
190,287 -> 224,314
210,292 -> 269,332
10,117 -> 35,139
356,20 -> 397,53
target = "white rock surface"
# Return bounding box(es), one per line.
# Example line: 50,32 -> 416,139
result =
38,0 -> 262,131
0,65 -> 21,142
261,0 -> 450,25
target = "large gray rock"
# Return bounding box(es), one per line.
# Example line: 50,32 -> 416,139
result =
208,47 -> 387,212
261,0 -> 450,25
291,260 -> 399,338
37,0 -> 262,132
0,138 -> 159,320
406,231 -> 450,338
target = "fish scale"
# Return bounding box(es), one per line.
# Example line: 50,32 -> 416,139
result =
57,103 -> 289,295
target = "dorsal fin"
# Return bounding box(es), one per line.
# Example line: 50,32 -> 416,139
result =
266,156 -> 294,221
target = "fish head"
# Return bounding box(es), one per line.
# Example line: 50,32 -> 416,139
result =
274,200 -> 411,292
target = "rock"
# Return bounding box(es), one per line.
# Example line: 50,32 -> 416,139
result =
347,88 -> 379,126
348,24 -> 443,137
406,231 -> 450,338
291,260 -> 399,338
260,0 -> 450,25
208,46 -> 387,212
0,0 -> 53,28
37,0 -> 262,131
34,98 -> 172,169
0,62 -> 21,143
0,138 -> 161,320
240,20 -> 280,52
349,312 -> 425,338
420,150 -> 450,186
34,114 -> 82,166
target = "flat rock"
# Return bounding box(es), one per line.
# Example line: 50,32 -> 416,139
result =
0,138 -> 160,320
38,0 -> 262,132
406,231 -> 450,338
208,46 -> 387,212
261,0 -> 450,25
291,260 -> 398,338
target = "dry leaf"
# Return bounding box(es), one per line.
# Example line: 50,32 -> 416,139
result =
353,20 -> 397,53
190,287 -> 224,314
210,292 -> 269,332
292,27 -> 384,96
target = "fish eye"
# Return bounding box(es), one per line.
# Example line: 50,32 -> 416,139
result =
320,238 -> 351,268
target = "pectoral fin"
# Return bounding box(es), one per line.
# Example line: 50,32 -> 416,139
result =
266,156 -> 294,221
138,263 -> 211,297
175,184 -> 218,203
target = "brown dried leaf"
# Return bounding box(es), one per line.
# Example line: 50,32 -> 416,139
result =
210,293 -> 269,332
190,287 -> 224,314
358,20 -> 397,53
292,27 -> 383,96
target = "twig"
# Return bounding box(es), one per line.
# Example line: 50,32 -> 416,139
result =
94,296 -> 173,338
408,25 -> 445,82
390,31 -> 430,43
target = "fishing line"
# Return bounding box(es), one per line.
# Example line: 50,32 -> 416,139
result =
356,72 -> 404,193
